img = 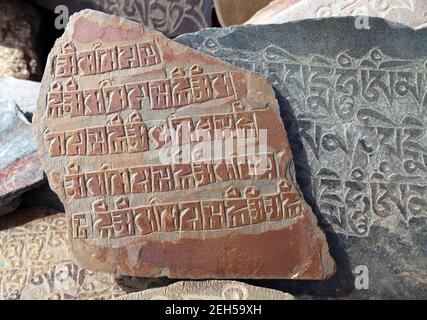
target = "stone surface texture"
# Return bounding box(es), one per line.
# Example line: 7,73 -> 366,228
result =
31,0 -> 212,38
118,280 -> 294,300
246,0 -> 301,24
176,17 -> 427,299
0,77 -> 41,117
33,10 -> 335,279
213,0 -> 273,26
0,101 -> 44,216
0,0 -> 41,79
245,0 -> 427,28
0,207 -> 168,300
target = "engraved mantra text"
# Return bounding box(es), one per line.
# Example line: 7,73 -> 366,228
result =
210,44 -> 427,237
63,153 -> 278,199
71,181 -> 304,239
44,106 -> 263,157
53,40 -> 162,78
47,66 -> 244,117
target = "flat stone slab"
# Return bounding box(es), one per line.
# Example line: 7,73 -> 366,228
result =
177,17 -> 427,298
0,100 -> 44,216
31,0 -> 212,38
245,0 -> 427,28
33,10 -> 335,279
213,0 -> 274,26
118,280 -> 294,300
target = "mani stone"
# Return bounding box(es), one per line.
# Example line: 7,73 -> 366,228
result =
245,0 -> 301,25
30,0 -> 212,38
213,0 -> 274,27
0,100 -> 44,216
33,9 -> 335,279
245,0 -> 427,28
0,207 -> 168,300
0,0 -> 41,80
176,17 -> 427,299
118,280 -> 294,300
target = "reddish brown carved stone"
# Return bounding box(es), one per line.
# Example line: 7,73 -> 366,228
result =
33,9 -> 335,279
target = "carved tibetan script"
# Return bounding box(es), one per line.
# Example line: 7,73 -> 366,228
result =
176,19 -> 427,239
34,10 -> 335,279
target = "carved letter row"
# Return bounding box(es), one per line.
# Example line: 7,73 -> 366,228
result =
47,65 -> 247,118
54,40 -> 162,78
44,105 -> 264,157
63,153 -> 278,199
70,181 -> 304,239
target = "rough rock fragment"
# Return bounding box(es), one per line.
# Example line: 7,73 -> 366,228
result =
0,0 -> 41,79
176,17 -> 427,299
245,0 -> 427,28
0,207 -> 168,300
0,101 -> 44,216
33,9 -> 335,279
118,280 -> 294,300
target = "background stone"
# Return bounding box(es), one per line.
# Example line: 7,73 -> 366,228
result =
0,77 -> 41,119
30,0 -> 212,38
246,0 -> 301,25
0,207 -> 169,300
245,0 -> 427,29
213,0 -> 273,26
0,0 -> 41,80
0,100 -> 44,216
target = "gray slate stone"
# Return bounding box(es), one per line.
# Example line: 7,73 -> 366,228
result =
177,17 -> 427,299
0,101 -> 44,215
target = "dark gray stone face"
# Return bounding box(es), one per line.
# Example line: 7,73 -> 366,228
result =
31,0 -> 212,38
177,17 -> 427,299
